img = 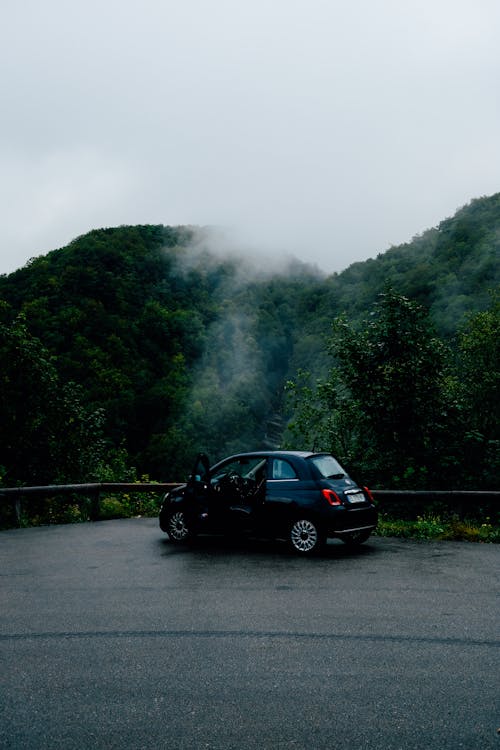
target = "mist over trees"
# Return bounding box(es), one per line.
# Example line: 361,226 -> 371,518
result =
0,194 -> 498,489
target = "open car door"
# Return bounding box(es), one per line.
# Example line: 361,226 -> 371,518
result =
183,453 -> 212,528
183,453 -> 267,535
209,455 -> 267,532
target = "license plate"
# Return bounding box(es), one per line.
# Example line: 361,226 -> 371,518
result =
346,491 -> 365,503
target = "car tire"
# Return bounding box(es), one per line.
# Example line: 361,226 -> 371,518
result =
340,530 -> 371,546
165,510 -> 193,543
288,518 -> 325,555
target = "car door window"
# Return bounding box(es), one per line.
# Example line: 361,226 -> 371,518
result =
212,457 -> 267,502
270,459 -> 297,480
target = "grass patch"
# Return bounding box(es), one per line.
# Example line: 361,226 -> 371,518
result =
99,491 -> 161,520
375,514 -> 500,542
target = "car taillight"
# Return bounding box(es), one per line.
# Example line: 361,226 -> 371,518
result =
322,489 -> 342,506
363,486 -> 374,502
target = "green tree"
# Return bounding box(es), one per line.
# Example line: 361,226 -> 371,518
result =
456,293 -> 499,487
0,316 -> 106,486
287,289 -> 459,488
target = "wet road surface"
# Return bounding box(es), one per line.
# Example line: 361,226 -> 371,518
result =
1,519 -> 499,749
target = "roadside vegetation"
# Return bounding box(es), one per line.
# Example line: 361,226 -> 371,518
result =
3,490 -> 499,543
375,514 -> 499,543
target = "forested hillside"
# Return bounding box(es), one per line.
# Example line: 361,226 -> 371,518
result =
321,192 -> 500,337
0,194 -> 498,489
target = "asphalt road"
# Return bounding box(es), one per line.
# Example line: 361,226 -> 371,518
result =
0,519 -> 499,750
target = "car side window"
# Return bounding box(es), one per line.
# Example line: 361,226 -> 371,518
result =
270,459 -> 297,480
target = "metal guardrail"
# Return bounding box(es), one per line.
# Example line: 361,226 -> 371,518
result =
0,482 -> 180,496
0,483 -> 498,528
372,489 -> 499,502
0,483 -> 181,526
372,489 -> 500,522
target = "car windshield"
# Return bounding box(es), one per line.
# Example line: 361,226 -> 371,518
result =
309,454 -> 346,479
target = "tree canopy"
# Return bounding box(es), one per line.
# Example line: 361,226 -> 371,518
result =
286,289 -> 474,488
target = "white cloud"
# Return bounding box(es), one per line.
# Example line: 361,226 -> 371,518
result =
1,0 -> 499,275
0,147 -> 136,266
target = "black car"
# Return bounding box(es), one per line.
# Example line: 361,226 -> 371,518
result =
159,451 -> 377,554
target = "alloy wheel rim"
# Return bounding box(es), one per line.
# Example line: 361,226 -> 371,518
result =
168,512 -> 189,541
290,519 -> 318,552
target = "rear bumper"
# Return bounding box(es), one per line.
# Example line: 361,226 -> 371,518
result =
327,506 -> 378,536
333,523 -> 377,537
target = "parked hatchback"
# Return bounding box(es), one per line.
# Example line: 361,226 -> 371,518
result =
159,451 -> 377,554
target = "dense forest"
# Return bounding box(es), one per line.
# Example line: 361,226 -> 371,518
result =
0,194 -> 498,491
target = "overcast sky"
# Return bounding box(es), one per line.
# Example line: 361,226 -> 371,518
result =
1,0 -> 499,276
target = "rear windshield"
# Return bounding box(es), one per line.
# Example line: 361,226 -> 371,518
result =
309,454 -> 346,479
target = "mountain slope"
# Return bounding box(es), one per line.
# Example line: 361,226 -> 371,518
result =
322,193 -> 499,336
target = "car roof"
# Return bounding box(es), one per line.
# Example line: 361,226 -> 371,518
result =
218,450 -> 325,461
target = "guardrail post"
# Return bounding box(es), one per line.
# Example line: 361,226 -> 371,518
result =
89,486 -> 101,522
14,497 -> 22,527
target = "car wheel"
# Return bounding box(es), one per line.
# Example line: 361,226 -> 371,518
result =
166,510 -> 192,543
289,518 -> 324,554
340,530 -> 371,546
